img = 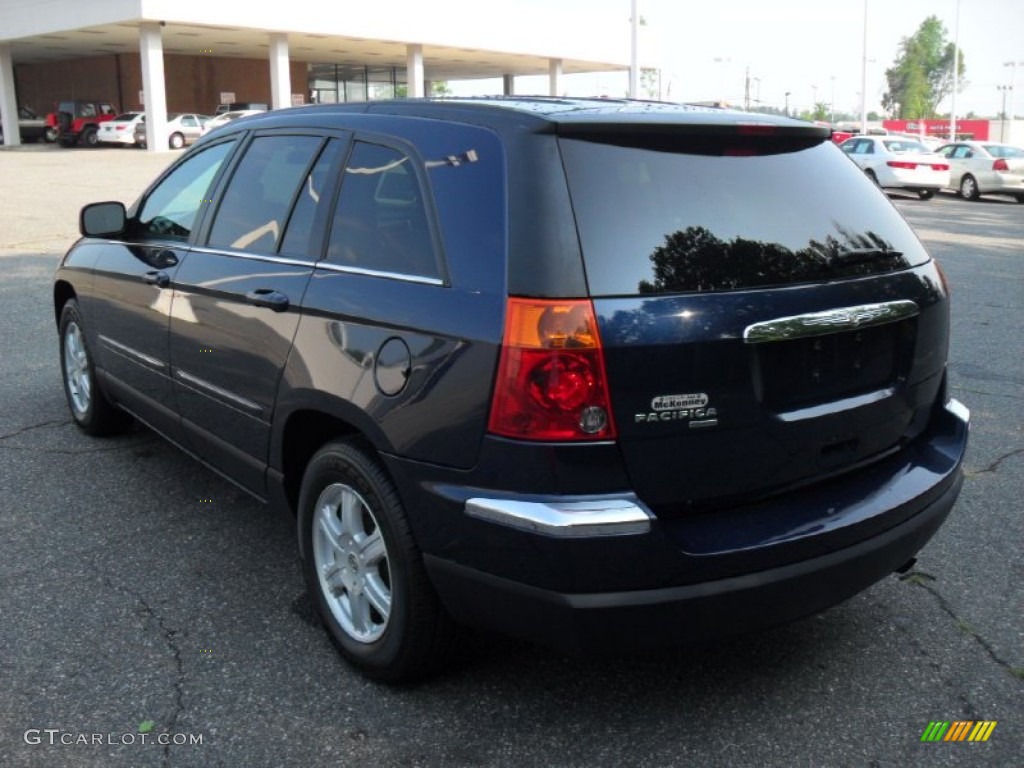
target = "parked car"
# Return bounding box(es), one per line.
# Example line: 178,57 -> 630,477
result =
201,109 -> 264,135
55,98 -> 969,682
839,135 -> 950,199
96,112 -> 145,146
214,101 -> 268,115
0,106 -> 50,144
134,113 -> 210,149
935,140 -> 1024,202
46,100 -> 118,147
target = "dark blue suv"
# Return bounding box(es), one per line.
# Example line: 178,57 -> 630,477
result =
55,98 -> 969,681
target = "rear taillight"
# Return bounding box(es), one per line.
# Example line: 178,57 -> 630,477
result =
931,163 -> 949,171
993,158 -> 1010,172
488,298 -> 616,441
887,161 -> 918,170
116,125 -> 126,131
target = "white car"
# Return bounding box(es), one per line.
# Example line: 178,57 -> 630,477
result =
839,135 -> 950,200
935,140 -> 1024,203
201,109 -> 264,135
96,112 -> 145,146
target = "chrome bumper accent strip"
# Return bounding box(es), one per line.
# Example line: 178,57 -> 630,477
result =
465,497 -> 652,537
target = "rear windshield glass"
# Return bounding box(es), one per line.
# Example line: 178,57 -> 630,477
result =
559,138 -> 930,296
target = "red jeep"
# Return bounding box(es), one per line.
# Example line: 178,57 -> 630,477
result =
46,100 -> 118,147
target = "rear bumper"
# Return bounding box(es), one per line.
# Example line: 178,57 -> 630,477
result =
408,398 -> 969,653
427,465 -> 961,653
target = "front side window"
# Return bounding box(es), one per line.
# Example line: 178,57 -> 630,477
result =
325,141 -> 439,278
207,135 -> 323,252
136,140 -> 235,240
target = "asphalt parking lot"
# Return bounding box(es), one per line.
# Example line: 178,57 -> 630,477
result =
1,145 -> 1021,767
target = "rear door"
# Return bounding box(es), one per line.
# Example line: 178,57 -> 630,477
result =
168,131 -> 347,495
559,129 -> 949,511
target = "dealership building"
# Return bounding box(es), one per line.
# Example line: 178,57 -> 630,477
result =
0,0 -> 631,150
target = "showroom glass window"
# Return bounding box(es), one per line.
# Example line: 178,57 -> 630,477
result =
325,141 -> 439,279
207,135 -> 323,253
136,141 -> 235,240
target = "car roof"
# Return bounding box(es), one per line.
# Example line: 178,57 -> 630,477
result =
205,96 -> 830,140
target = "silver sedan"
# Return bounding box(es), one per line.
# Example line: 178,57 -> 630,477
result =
936,140 -> 1024,203
134,113 -> 211,149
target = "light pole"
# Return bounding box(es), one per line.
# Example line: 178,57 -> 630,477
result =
949,0 -> 960,141
860,0 -> 869,134
713,57 -> 731,106
811,84 -> 818,117
830,75 -> 836,124
752,76 -> 761,109
785,90 -> 791,116
1005,61 -> 1024,144
629,0 -> 639,98
997,85 -> 1012,141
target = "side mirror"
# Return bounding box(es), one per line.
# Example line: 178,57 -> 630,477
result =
80,201 -> 127,237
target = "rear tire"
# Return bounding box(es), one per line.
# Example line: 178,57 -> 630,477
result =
298,438 -> 459,682
1015,195 -> 1024,204
917,189 -> 935,200
169,132 -> 185,150
960,174 -> 980,201
59,299 -> 132,436
865,169 -> 879,185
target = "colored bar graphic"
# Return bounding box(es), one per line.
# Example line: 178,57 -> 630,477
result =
921,722 -> 950,741
944,721 -> 972,741
968,722 -> 997,742
921,720 -> 996,742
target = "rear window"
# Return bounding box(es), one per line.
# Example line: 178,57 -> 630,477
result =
559,138 -> 930,296
883,139 -> 928,153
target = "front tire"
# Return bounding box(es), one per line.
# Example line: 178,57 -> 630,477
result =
960,174 -> 981,201
59,299 -> 131,435
82,127 -> 99,147
298,439 -> 458,682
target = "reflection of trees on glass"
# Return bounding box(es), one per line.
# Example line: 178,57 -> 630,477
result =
638,225 -> 906,294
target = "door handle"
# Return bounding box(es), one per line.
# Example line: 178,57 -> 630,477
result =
246,288 -> 290,313
143,270 -> 170,288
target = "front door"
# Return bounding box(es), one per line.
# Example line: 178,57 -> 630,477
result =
87,139 -> 237,441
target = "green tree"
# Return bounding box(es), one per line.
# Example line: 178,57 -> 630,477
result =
640,68 -> 661,100
430,81 -> 453,97
882,16 -> 965,119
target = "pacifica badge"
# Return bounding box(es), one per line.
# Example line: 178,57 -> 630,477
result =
635,393 -> 718,429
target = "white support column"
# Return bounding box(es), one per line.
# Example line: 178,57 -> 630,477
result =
548,59 -> 563,97
269,33 -> 291,109
406,44 -> 424,98
503,74 -> 515,96
0,44 -> 21,147
139,23 -> 169,152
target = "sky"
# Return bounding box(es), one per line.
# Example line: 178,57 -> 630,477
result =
449,0 -> 1024,120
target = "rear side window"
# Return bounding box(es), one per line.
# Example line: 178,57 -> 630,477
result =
559,138 -> 930,296
279,138 -> 346,259
325,141 -> 439,279
208,135 -> 323,252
